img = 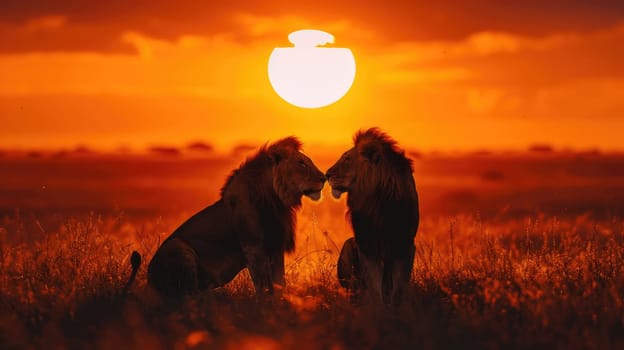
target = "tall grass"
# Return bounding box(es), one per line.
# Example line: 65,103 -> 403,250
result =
1,211 -> 623,349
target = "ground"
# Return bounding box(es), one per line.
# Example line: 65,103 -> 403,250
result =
1,149 -> 623,349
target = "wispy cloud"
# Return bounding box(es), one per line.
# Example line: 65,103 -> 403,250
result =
24,15 -> 66,32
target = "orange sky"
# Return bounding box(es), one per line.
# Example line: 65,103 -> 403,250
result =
1,1 -> 623,151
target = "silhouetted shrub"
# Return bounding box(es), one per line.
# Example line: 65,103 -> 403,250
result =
186,141 -> 214,153
528,144 -> 554,153
148,146 -> 181,157
481,169 -> 505,181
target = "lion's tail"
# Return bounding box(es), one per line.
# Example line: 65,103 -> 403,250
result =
122,251 -> 142,294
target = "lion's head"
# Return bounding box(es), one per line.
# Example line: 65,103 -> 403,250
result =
267,137 -> 326,207
326,128 -> 414,200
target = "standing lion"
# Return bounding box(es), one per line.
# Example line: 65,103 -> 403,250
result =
148,137 -> 326,298
326,128 -> 419,306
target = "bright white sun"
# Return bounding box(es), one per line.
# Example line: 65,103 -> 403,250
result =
268,30 -> 356,109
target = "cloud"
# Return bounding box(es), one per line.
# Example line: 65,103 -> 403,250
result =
24,15 -> 66,32
358,21 -> 624,92
0,30 -> 266,98
467,88 -> 505,114
374,68 -> 471,85
372,28 -> 593,67
2,1 -> 624,53
0,17 -> 623,101
0,14 -> 375,97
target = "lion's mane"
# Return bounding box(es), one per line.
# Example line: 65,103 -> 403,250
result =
346,128 -> 419,258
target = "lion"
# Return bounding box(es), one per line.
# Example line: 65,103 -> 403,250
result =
147,137 -> 326,298
326,128 -> 419,306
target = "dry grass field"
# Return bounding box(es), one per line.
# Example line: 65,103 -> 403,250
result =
1,149 -> 623,349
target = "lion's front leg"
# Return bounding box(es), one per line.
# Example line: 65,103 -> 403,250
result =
384,244 -> 415,307
357,248 -> 384,303
242,239 -> 285,298
241,243 -> 274,295
232,202 -> 276,296
270,249 -> 285,290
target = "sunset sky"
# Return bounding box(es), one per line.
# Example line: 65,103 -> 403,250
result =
1,1 -> 623,151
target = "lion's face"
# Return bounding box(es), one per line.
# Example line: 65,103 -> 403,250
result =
273,150 -> 326,204
325,148 -> 358,199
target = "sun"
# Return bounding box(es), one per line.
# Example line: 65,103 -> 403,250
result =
268,30 -> 356,109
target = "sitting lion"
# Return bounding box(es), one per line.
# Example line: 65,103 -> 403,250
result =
148,137 -> 326,298
327,128 -> 419,305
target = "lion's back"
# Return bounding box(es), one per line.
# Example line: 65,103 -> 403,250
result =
169,199 -> 233,244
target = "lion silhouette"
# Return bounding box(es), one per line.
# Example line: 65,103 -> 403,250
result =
147,137 -> 326,298
326,128 -> 419,305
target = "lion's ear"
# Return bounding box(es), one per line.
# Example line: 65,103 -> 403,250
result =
268,145 -> 290,164
268,137 -> 301,164
360,142 -> 382,164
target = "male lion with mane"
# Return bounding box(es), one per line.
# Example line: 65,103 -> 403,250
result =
326,128 -> 419,306
148,137 -> 326,298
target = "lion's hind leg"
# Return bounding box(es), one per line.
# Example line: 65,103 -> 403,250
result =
337,237 -> 365,302
147,238 -> 201,298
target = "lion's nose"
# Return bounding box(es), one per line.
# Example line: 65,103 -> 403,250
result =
325,170 -> 333,180
320,175 -> 327,183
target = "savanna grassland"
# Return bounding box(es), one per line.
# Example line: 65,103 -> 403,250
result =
1,148 -> 624,349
